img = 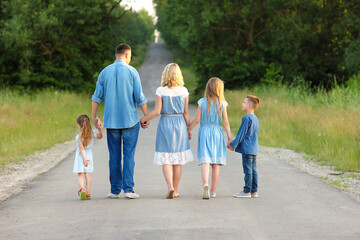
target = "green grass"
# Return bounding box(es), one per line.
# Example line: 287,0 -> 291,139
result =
182,66 -> 203,102
184,68 -> 360,172
0,90 -> 103,166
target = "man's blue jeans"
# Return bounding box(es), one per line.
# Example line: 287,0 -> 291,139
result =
242,154 -> 258,193
107,123 -> 140,194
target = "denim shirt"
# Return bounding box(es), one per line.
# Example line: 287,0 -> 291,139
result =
92,60 -> 147,129
230,114 -> 259,155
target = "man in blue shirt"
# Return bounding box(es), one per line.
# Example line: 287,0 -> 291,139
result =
92,43 -> 149,199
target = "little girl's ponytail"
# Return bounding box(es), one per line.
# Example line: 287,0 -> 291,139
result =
76,114 -> 93,147
204,77 -> 225,116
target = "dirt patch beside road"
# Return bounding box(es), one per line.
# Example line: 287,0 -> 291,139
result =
0,141 -> 74,202
261,146 -> 360,202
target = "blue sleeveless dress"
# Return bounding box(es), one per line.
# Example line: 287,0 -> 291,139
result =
153,86 -> 193,165
197,98 -> 228,165
73,130 -> 98,173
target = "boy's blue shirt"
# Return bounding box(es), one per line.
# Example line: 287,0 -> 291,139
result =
230,113 -> 259,155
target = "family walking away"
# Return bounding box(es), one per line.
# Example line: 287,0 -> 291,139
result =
187,77 -> 233,199
228,95 -> 260,198
140,63 -> 193,199
72,42 -> 261,200
73,114 -> 103,200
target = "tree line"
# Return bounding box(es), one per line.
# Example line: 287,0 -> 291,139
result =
154,0 -> 360,90
0,0 -> 154,91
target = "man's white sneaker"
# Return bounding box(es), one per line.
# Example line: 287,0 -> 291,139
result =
107,193 -> 120,199
202,184 -> 210,199
233,191 -> 251,198
251,192 -> 258,198
124,192 -> 140,199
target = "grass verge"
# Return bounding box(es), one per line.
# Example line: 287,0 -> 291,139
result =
182,66 -> 202,102
0,90 -> 103,166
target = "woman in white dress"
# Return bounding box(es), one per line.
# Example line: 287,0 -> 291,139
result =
140,63 -> 193,199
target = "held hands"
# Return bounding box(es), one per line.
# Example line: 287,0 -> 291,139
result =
228,145 -> 235,151
140,116 -> 150,129
96,118 -> 103,130
93,116 -> 102,129
227,139 -> 235,151
187,129 -> 192,140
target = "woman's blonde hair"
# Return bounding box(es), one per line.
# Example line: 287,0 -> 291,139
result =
76,114 -> 93,147
161,63 -> 184,88
204,77 -> 225,116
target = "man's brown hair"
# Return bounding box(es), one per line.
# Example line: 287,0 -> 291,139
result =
115,43 -> 131,55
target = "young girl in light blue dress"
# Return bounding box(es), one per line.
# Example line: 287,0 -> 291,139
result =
188,77 -> 232,199
73,114 -> 102,200
140,63 -> 193,199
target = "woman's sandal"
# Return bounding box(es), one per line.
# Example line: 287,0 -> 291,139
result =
166,189 -> 174,199
78,188 -> 86,200
86,193 -> 91,200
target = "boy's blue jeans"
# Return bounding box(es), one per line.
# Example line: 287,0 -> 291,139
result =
107,123 -> 140,195
242,154 -> 258,193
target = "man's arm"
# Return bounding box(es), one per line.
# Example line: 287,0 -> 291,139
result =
140,103 -> 148,116
92,101 -> 100,129
140,103 -> 150,128
91,70 -> 104,129
132,69 -> 148,108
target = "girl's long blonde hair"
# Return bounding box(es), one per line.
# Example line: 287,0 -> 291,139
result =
204,77 -> 225,116
161,63 -> 184,88
76,114 -> 93,147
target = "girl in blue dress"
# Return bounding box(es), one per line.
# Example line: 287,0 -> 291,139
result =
188,77 -> 232,199
73,114 -> 102,200
140,63 -> 193,199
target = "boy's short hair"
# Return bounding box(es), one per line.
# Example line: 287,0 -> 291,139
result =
246,95 -> 260,110
115,43 -> 131,55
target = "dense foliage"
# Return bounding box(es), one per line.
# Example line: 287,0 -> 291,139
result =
0,0 -> 154,91
154,0 -> 360,90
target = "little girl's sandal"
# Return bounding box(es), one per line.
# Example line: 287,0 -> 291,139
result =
78,188 -> 86,200
78,188 -> 85,196
86,193 -> 91,200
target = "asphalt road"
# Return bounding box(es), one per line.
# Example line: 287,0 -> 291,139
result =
1,43 -> 360,240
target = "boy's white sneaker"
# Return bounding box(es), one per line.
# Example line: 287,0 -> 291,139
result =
233,191 -> 251,198
107,193 -> 120,199
124,192 -> 140,199
202,184 -> 210,199
251,192 -> 258,198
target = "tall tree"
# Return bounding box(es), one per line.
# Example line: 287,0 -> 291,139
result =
155,0 -> 360,89
0,0 -> 154,91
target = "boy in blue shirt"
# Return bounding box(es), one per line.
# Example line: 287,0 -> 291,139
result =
228,95 -> 260,198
